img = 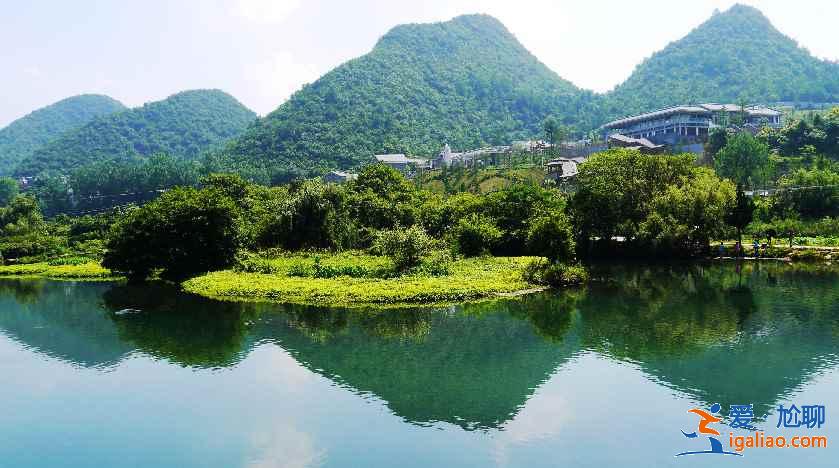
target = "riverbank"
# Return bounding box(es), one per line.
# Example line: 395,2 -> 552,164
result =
0,261 -> 117,280
182,253 -> 539,307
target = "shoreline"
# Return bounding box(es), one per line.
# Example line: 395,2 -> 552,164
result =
2,249 -> 835,307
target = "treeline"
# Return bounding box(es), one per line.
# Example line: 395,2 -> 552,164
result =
705,107 -> 839,225
761,107 -> 839,159
0,149 -> 750,278
28,154 -> 203,216
4,143 -> 837,278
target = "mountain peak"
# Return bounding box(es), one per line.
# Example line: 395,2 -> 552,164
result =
0,94 -> 126,175
225,14 -> 594,180
374,13 -> 513,52
14,90 -> 256,176
703,3 -> 774,32
605,3 -> 839,118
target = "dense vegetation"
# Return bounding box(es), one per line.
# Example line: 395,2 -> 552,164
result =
14,90 -> 256,176
29,154 -> 203,216
8,5 -> 839,186
573,149 -> 735,256
606,5 -> 839,119
0,94 -> 125,175
210,5 -> 839,179
216,14 -> 601,182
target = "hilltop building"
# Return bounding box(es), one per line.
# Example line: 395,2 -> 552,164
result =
433,143 -> 515,168
373,154 -> 431,173
607,134 -> 665,154
602,103 -> 782,153
322,170 -> 358,184
545,158 -> 579,182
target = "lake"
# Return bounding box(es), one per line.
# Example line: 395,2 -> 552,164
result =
1,262 -> 837,467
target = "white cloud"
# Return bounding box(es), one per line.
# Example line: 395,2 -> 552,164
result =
234,0 -> 302,24
247,424 -> 325,468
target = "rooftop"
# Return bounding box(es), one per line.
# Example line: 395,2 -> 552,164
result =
374,154 -> 409,163
603,103 -> 781,129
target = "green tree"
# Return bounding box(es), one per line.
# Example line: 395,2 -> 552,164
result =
103,187 -> 241,279
773,168 -> 839,218
572,149 -> 694,245
259,179 -> 354,250
374,225 -> 433,272
638,169 -> 735,252
453,213 -> 502,257
705,128 -> 729,160
714,132 -> 770,187
526,210 -> 575,263
725,185 -> 755,246
0,177 -> 19,206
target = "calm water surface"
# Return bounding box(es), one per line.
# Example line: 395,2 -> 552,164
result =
1,262 -> 837,467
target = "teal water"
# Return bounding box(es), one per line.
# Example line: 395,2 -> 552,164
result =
0,262 -> 837,467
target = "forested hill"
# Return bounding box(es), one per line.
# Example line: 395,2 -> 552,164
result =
604,4 -> 839,119
219,14 -> 602,180
15,90 -> 257,176
0,95 -> 125,176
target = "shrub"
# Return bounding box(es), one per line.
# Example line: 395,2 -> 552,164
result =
453,213 -> 501,257
373,225 -> 433,272
286,262 -> 313,277
414,250 -> 453,277
523,259 -> 589,287
103,187 -> 241,279
526,210 -> 575,263
257,179 -> 355,250
48,256 -> 93,266
233,252 -> 278,274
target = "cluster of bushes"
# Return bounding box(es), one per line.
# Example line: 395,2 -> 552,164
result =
573,149 -> 736,256
98,164 -> 582,280
10,146 -> 824,282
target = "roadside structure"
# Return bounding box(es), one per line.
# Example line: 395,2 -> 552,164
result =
373,153 -> 431,173
607,134 -> 666,154
322,170 -> 358,184
544,158 -> 579,182
602,103 -> 782,154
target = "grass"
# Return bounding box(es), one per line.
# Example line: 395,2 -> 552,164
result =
183,252 -> 540,307
419,166 -> 545,194
0,261 -> 117,280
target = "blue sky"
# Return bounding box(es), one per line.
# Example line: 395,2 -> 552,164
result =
2,0 -> 838,127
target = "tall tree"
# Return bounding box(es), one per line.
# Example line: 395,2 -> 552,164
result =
714,132 -> 769,187
0,177 -> 19,207
725,185 -> 755,246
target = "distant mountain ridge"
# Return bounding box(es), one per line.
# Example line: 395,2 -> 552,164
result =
218,14 -> 601,180
8,4 -> 839,179
14,90 -> 256,176
0,95 -> 125,176
217,4 -> 839,177
604,4 -> 839,119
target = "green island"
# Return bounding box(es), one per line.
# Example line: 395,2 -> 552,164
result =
182,252 -> 538,307
0,260 -> 115,280
2,140 -> 837,307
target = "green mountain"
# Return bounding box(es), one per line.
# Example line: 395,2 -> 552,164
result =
604,4 -> 839,118
222,6 -> 839,177
0,95 -> 125,176
219,14 -> 601,179
15,89 -> 256,176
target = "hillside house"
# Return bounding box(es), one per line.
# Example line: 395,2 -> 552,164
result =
373,154 -> 431,173
602,103 -> 782,152
545,158 -> 579,182
322,170 -> 358,184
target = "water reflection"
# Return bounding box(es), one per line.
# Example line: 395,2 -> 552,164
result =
0,262 -> 837,431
